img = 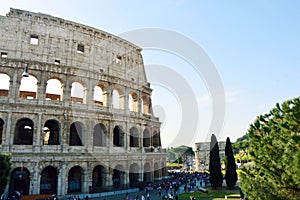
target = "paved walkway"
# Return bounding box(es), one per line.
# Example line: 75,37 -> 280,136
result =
79,179 -> 203,200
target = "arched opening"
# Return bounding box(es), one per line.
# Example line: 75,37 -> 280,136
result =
113,125 -> 124,147
112,165 -> 125,188
40,166 -> 58,194
69,122 -> 84,146
129,163 -> 140,188
0,73 -> 10,97
13,118 -> 34,145
19,75 -> 38,99
0,118 -> 4,144
153,131 -> 161,147
68,166 -> 82,193
112,89 -> 120,109
154,163 -> 160,181
142,95 -> 149,114
143,129 -> 150,147
45,79 -> 62,101
92,165 -> 105,192
93,123 -> 107,147
93,85 -> 104,106
43,120 -> 60,145
71,82 -> 85,104
130,127 -> 139,147
9,167 -> 30,196
129,92 -> 138,112
143,163 -> 151,183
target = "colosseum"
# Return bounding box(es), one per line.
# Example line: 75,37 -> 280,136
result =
0,8 -> 166,198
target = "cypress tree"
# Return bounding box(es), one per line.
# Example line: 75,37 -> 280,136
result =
225,137 -> 238,188
209,134 -> 223,188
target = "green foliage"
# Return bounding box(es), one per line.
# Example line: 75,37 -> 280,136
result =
234,149 -> 251,163
0,153 -> 11,195
209,134 -> 223,188
225,137 -> 238,188
240,98 -> 300,200
232,135 -> 249,154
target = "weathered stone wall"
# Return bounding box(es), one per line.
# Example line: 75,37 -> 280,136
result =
193,141 -> 225,171
0,8 -> 167,197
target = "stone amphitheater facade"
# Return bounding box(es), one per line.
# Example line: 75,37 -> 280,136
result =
0,8 -> 166,197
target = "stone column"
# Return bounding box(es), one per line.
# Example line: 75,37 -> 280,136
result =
137,91 -> 142,115
31,162 -> 40,194
59,163 -> 67,195
123,88 -> 129,115
87,81 -> 94,109
140,160 -> 144,182
33,113 -> 42,148
37,80 -> 46,104
3,112 -> 12,151
8,79 -> 15,103
82,168 -> 89,193
105,166 -> 113,187
9,67 -> 20,103
106,86 -> 112,112
62,83 -> 71,107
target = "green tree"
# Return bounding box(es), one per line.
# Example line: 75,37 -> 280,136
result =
209,134 -> 223,188
240,98 -> 300,200
225,137 -> 238,188
0,153 -> 11,195
232,135 -> 249,155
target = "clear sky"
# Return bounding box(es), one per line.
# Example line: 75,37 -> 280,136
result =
1,0 -> 300,147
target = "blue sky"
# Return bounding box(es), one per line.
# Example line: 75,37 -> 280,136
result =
1,1 -> 300,147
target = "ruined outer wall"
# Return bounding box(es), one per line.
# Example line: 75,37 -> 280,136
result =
0,8 -> 147,84
0,8 -> 166,197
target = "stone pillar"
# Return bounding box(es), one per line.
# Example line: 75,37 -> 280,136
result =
105,166 -> 113,187
87,82 -> 94,109
85,120 -> 92,151
63,83 -> 71,106
31,162 -> 40,194
9,67 -> 20,103
62,163 -> 67,196
57,162 -> 66,196
123,89 -> 129,114
137,91 -> 142,115
33,113 -> 42,147
140,160 -> 144,182
83,169 -> 89,193
106,86 -> 112,112
37,80 -> 46,103
8,79 -> 15,103
3,112 -> 12,151
125,122 -> 129,150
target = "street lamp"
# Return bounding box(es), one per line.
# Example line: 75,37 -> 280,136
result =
22,64 -> 29,77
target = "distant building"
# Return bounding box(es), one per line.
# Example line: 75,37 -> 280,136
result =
193,141 -> 225,171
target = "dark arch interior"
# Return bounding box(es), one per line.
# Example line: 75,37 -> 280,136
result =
13,118 -> 34,145
40,166 -> 58,194
68,166 -> 82,193
9,167 -> 30,197
113,126 -> 124,147
69,122 -> 83,146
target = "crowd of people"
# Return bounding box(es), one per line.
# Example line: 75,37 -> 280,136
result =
124,170 -> 210,200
